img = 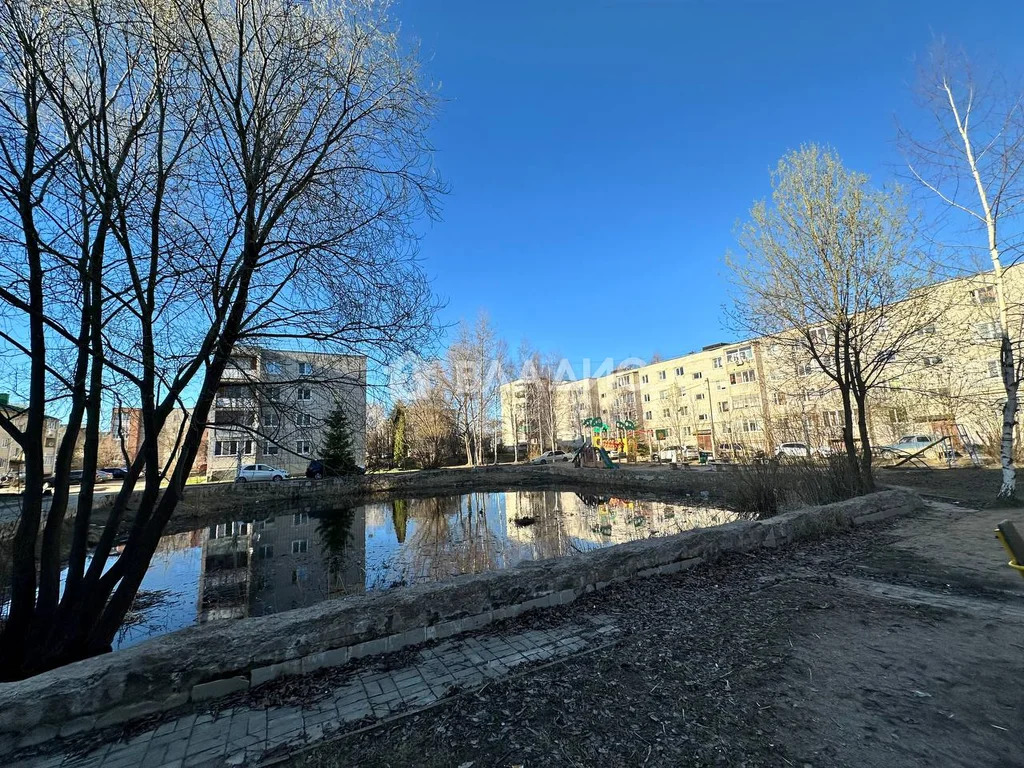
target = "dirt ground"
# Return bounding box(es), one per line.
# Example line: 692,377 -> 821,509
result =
289,493 -> 1024,768
879,466 -> 1010,507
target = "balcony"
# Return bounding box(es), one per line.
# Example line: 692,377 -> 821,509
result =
215,396 -> 256,410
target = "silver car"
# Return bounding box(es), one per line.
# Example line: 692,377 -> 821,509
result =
235,463 -> 288,482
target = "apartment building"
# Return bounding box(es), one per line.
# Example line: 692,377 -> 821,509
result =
111,407 -> 193,472
500,265 -> 1024,459
206,348 -> 367,480
0,400 -> 64,479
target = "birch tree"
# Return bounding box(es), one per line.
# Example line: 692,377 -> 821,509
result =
728,145 -> 934,493
901,46 -> 1024,499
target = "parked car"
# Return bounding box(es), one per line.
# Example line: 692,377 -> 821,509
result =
44,469 -> 112,488
305,459 -> 366,479
776,442 -> 812,458
881,434 -> 942,456
101,466 -> 128,479
235,464 -> 288,482
530,450 -> 571,465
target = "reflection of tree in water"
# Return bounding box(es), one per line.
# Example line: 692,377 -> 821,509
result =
315,508 -> 356,579
396,493 -> 502,585
392,499 -> 408,544
116,588 -> 174,647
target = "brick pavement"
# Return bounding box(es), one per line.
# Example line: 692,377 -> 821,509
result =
10,617 -> 620,768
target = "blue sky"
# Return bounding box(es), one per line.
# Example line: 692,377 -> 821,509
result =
397,0 -> 1024,366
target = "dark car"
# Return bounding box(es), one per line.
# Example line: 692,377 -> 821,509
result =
305,459 -> 366,480
101,466 -> 128,479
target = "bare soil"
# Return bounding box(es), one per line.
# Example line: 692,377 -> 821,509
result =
290,495 -> 1024,768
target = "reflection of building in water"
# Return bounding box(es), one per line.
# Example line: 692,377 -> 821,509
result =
248,507 -> 365,616
505,491 -> 737,553
196,507 -> 366,623
198,521 -> 253,623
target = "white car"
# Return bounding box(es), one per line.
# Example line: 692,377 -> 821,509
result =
235,463 -> 288,482
776,442 -> 812,458
882,435 -> 940,455
530,450 -> 571,465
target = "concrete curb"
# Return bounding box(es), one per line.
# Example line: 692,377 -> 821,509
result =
0,488 -> 923,753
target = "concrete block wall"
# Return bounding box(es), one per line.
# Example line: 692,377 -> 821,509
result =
0,488 -> 923,753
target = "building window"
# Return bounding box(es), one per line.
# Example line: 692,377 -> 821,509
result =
718,402 -> 730,413
726,346 -> 753,364
692,372 -> 702,380
297,387 -> 312,401
915,323 -> 936,336
643,393 -> 651,402
266,386 -> 280,401
298,361 -> 313,376
296,440 -> 312,455
293,512 -> 309,526
264,412 -> 280,427
674,366 -> 684,376
712,357 -> 723,369
640,375 -> 649,384
658,371 -> 667,380
258,544 -> 274,559
922,356 -> 943,367
291,539 -> 308,554
971,285 -> 997,305
265,361 -> 282,375
263,443 -> 280,456
730,370 -> 757,384
976,321 -> 1001,340
796,362 -> 815,377
772,392 -> 786,405
659,390 -> 668,400
988,360 -> 1001,378
662,408 -> 671,418
214,440 -> 253,456
695,393 -> 705,401
295,413 -> 312,427
698,413 -> 709,421
644,410 -> 653,420
741,420 -> 760,433
680,406 -> 689,416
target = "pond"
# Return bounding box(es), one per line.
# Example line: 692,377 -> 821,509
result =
8,490 -> 736,650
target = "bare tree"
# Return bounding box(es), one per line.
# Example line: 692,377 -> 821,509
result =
901,45 -> 1024,499
728,145 -> 935,492
0,0 -> 442,679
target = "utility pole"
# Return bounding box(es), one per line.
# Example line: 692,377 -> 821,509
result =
706,377 -> 717,460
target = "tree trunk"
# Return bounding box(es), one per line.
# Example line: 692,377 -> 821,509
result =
999,334 -> 1018,498
853,389 -> 875,492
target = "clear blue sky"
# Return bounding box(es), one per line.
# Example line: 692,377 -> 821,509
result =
396,0 -> 1024,367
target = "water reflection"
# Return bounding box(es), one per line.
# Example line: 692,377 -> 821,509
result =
7,491 -> 733,649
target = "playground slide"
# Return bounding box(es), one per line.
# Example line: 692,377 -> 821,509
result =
597,447 -> 617,469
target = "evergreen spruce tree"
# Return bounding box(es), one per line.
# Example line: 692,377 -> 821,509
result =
321,406 -> 360,476
391,405 -> 407,468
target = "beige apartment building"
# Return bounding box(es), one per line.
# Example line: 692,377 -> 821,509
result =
501,265 -> 1023,460
206,348 -> 367,480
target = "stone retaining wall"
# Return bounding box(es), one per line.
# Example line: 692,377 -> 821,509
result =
0,488 -> 923,753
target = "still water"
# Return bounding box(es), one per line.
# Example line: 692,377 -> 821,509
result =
107,490 -> 734,649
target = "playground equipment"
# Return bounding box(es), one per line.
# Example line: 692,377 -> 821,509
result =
597,447 -> 617,469
995,520 -> 1024,579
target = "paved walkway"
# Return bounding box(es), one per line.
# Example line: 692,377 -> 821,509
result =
11,617 -> 620,768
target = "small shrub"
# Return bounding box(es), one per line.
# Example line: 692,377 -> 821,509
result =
731,455 -> 860,519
